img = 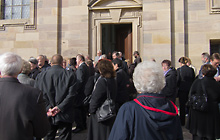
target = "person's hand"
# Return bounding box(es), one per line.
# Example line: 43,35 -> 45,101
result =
214,76 -> 220,82
51,106 -> 61,116
47,108 -> 53,117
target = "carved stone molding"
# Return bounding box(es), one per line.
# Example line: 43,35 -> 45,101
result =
89,0 -> 143,61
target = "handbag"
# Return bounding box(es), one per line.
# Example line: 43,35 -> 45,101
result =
96,78 -> 116,122
187,80 -> 208,111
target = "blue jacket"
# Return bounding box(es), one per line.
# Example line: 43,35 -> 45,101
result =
108,93 -> 183,140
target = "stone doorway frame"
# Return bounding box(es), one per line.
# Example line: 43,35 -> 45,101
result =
88,1 -> 142,62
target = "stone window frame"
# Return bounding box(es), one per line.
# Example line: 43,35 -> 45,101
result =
210,0 -> 220,14
0,0 -> 36,31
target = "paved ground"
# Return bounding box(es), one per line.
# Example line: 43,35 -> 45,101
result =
70,123 -> 192,140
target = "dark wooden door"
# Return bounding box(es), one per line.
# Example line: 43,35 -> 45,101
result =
115,24 -> 132,61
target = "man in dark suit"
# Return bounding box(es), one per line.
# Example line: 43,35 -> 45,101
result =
112,58 -> 130,109
73,54 -> 89,133
0,52 -> 50,140
37,54 -> 51,72
35,54 -> 77,140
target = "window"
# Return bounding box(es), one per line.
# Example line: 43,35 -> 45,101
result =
210,40 -> 220,55
210,0 -> 220,14
3,0 -> 30,19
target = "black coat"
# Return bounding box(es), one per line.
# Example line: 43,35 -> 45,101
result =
115,68 -> 129,106
0,77 -> 50,140
161,67 -> 177,102
186,77 -> 220,139
29,67 -> 41,80
177,65 -> 195,93
88,76 -> 117,140
35,65 -> 77,124
75,62 -> 89,106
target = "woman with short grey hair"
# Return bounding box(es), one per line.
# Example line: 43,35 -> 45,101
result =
108,61 -> 183,140
133,61 -> 165,93
17,60 -> 35,87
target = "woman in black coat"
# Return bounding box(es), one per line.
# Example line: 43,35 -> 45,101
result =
161,59 -> 177,103
186,64 -> 220,140
177,57 -> 195,126
87,59 -> 117,140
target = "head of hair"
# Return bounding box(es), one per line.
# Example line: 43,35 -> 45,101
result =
29,57 -> 38,65
98,59 -> 116,78
38,55 -> 45,60
85,59 -> 93,67
161,59 -> 171,67
51,54 -> 63,65
133,51 -> 139,55
202,52 -> 210,60
112,51 -> 119,58
178,57 -> 188,65
201,64 -> 217,77
185,57 -> 191,65
211,53 -> 220,61
0,52 -> 23,76
133,61 -> 165,93
112,58 -> 122,68
101,54 -> 107,59
21,60 -> 31,74
70,57 -> 76,66
77,54 -> 85,62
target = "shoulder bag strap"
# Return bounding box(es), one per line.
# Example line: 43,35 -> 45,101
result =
201,79 -> 208,97
104,78 -> 111,99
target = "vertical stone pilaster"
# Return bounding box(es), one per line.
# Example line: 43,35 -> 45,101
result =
0,0 -> 3,19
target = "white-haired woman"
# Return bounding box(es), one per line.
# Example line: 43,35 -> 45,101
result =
108,61 -> 183,140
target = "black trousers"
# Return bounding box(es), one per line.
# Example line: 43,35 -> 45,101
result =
44,122 -> 72,140
178,91 -> 189,126
74,105 -> 87,129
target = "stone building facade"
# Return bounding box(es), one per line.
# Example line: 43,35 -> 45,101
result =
0,0 -> 220,71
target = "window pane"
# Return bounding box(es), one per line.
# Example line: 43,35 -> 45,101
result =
5,0 -> 12,6
23,0 -> 30,5
12,6 -> 22,19
4,7 -> 12,19
13,0 -> 22,5
22,6 -> 30,19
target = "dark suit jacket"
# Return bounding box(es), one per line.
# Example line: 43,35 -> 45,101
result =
35,65 -> 77,125
177,65 -> 195,93
75,62 -> 89,106
115,68 -> 129,105
161,67 -> 177,102
0,77 -> 50,140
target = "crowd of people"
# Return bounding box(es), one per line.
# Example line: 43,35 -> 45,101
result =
0,50 -> 220,140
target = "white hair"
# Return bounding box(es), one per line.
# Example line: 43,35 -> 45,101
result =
101,54 -> 107,59
133,61 -> 165,93
0,52 -> 23,76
